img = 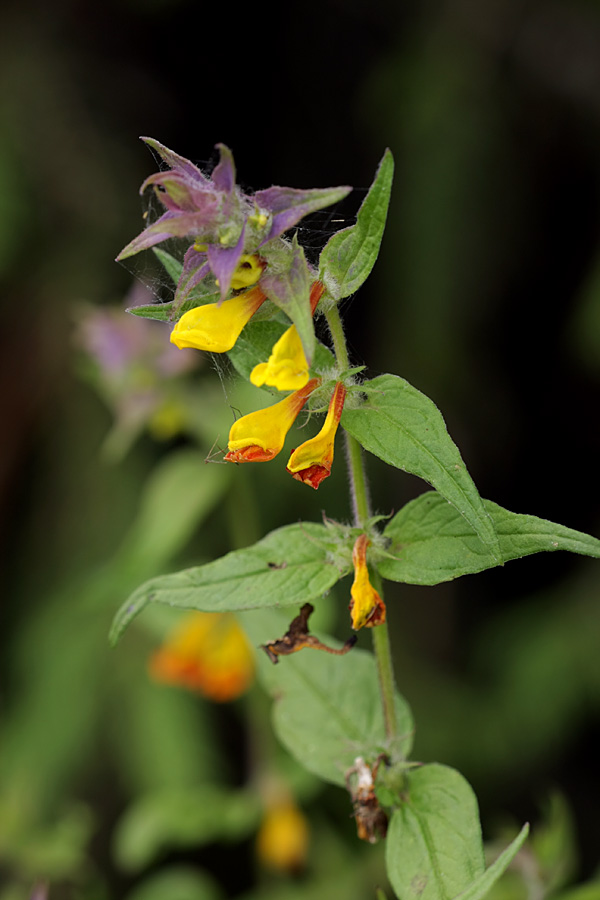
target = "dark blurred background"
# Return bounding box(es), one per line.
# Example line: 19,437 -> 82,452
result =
1,0 -> 600,895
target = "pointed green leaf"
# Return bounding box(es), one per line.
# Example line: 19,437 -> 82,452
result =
240,609 -> 413,787
452,825 -> 529,900
342,375 -> 500,558
319,149 -> 393,300
260,237 -> 315,363
127,291 -> 219,323
110,523 -> 346,645
379,492 -> 600,585
153,247 -> 183,285
386,764 -> 485,900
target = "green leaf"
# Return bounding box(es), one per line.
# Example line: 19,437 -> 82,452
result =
342,375 -> 500,558
110,523 -> 346,645
127,291 -> 220,323
153,247 -> 183,284
379,492 -> 600,585
319,149 -> 393,300
114,786 -> 260,871
240,609 -> 413,787
453,825 -> 529,900
260,236 -> 315,363
386,764 -> 484,900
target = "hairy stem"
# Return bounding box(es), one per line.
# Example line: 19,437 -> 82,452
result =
370,600 -> 397,740
345,431 -> 370,526
324,302 -> 398,740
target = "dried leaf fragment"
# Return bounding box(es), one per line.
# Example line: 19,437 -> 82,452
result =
261,603 -> 357,664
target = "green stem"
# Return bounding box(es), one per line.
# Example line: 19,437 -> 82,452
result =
324,305 -> 370,524
324,302 -> 398,741
370,606 -> 398,740
345,432 -> 370,526
323,302 -> 350,371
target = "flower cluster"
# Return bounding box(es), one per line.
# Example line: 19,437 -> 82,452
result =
75,284 -> 199,456
117,140 -> 352,487
118,142 -> 388,636
117,137 -> 350,307
166,280 -> 347,485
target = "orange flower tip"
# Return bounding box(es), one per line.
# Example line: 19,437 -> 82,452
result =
287,461 -> 331,489
349,593 -> 386,630
224,445 -> 278,463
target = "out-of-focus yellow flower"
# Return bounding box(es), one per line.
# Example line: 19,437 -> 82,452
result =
349,534 -> 386,630
147,399 -> 187,440
250,282 -> 324,391
256,798 -> 309,874
170,285 -> 266,352
149,612 -> 255,701
230,254 -> 265,290
225,378 -> 320,463
286,381 -> 346,489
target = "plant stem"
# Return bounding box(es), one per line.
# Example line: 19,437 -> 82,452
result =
324,302 -> 398,741
370,607 -> 397,740
323,302 -> 350,371
324,305 -> 370,524
345,431 -> 370,526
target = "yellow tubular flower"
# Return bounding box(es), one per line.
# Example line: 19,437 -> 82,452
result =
170,285 -> 266,352
250,325 -> 310,391
349,534 -> 386,630
249,281 -> 325,392
149,612 -> 255,702
286,381 -> 346,489
225,377 -> 320,463
256,799 -> 309,874
230,254 -> 265,290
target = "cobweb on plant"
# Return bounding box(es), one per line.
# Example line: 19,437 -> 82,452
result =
115,158 -> 362,423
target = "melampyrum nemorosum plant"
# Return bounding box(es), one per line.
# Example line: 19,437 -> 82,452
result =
110,138 -> 600,900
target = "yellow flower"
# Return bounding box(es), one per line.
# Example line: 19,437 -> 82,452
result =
349,534 -> 386,630
256,798 -> 309,873
286,381 -> 346,489
230,254 -> 265,290
225,377 -> 320,463
170,285 -> 266,352
249,281 -> 325,392
250,325 -> 309,391
149,612 -> 255,702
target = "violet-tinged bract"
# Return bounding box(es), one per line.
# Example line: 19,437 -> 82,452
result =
117,138 -> 351,359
